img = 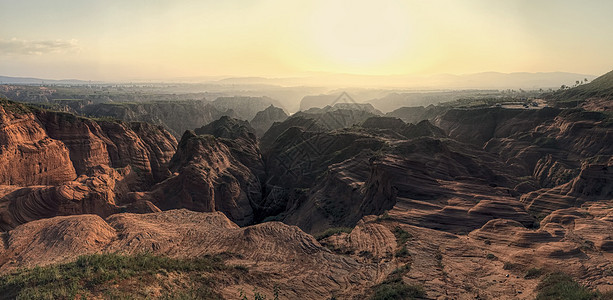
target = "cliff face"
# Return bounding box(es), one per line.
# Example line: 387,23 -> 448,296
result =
0,99 -> 176,230
34,110 -> 177,188
0,102 -> 76,186
36,110 -> 113,175
80,100 -> 232,137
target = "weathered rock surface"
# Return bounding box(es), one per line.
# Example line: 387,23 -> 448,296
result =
1,89 -> 613,298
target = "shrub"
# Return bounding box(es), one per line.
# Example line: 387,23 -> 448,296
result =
395,246 -> 410,258
393,227 -> 412,245
390,264 -> 411,276
314,227 -> 353,241
486,253 -> 497,260
525,267 -> 544,279
370,275 -> 425,300
503,262 -> 520,271
376,211 -> 391,221
239,286 -> 280,300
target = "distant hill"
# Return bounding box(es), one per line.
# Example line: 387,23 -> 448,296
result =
0,75 -> 96,85
548,69 -> 613,110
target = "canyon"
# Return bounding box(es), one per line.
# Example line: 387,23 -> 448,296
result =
0,70 -> 612,299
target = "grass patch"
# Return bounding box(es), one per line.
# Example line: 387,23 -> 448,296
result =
0,253 -> 243,300
536,272 -> 600,300
314,227 -> 353,241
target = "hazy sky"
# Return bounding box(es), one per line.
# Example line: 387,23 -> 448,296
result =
1,0 -> 612,80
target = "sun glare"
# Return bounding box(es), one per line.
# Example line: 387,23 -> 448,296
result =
307,0 -> 413,71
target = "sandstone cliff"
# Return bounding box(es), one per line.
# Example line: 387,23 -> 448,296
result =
0,99 -> 176,230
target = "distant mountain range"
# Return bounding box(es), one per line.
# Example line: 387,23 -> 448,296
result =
0,75 -> 98,85
214,71 -> 598,89
1,71 -> 599,89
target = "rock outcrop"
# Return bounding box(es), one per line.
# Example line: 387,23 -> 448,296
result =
146,117 -> 265,225
0,99 -> 176,230
0,100 -> 77,186
250,105 -> 288,137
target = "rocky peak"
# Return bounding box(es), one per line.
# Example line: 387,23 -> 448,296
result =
194,116 -> 256,142
250,105 -> 288,137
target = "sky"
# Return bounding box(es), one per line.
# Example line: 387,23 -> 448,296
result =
1,0 -> 612,81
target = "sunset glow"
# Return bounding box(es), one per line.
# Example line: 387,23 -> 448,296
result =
1,0 -> 612,80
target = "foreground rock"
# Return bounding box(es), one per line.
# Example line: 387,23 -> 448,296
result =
0,209 -> 381,299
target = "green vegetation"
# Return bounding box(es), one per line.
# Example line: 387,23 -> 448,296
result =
239,286 -> 280,300
369,270 -> 424,300
395,247 -> 410,258
485,253 -> 497,260
0,98 -> 31,114
370,281 -> 425,300
375,210 -> 392,222
314,227 -> 353,241
91,115 -> 121,123
435,250 -> 445,273
393,226 -> 412,245
524,267 -> 544,279
393,226 -> 412,258
367,226 -> 421,299
535,272 -> 602,300
390,263 -> 411,276
0,253 -> 246,300
549,70 -> 613,106
503,262 -> 521,271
